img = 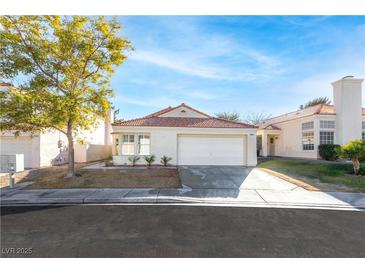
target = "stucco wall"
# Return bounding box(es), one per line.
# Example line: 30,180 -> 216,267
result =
0,135 -> 41,168
39,130 -> 68,167
269,116 -> 325,159
76,120 -> 110,145
112,126 -> 257,166
333,78 -> 363,144
74,143 -> 112,163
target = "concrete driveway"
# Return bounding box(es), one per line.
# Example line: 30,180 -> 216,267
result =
2,166 -> 365,210
178,166 -> 299,190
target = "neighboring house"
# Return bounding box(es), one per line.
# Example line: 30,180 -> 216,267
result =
0,83 -> 113,169
111,103 -> 257,166
257,77 -> 365,159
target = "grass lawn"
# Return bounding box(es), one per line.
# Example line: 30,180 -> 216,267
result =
12,164 -> 181,189
258,159 -> 365,192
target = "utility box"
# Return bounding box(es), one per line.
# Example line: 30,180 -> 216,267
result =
0,154 -> 25,173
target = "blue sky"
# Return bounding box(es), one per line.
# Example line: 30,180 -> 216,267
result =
112,16 -> 365,119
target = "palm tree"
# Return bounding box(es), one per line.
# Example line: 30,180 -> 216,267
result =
299,97 -> 331,110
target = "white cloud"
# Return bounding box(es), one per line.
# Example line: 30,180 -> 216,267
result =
130,49 -> 281,82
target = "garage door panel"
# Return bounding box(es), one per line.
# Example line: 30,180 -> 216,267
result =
178,135 -> 246,166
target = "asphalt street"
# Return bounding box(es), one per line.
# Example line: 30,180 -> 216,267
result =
1,205 -> 365,257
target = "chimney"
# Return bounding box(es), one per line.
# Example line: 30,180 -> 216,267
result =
332,76 -> 364,144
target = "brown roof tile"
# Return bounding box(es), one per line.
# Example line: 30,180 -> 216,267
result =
113,116 -> 256,128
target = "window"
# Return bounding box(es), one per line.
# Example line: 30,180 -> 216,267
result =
138,135 -> 150,155
302,121 -> 314,130
362,122 -> 365,130
320,120 -> 335,129
121,134 -> 135,155
362,132 -> 365,140
120,134 -> 151,155
320,131 -> 334,145
302,131 -> 314,150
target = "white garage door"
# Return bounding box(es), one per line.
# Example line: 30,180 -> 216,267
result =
0,137 -> 33,168
177,135 -> 246,165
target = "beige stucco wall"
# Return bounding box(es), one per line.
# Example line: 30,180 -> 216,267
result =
264,115 -> 335,159
74,143 -> 112,163
112,126 -> 257,166
76,120 -> 112,145
332,78 -> 364,144
259,113 -> 365,159
39,130 -> 68,167
0,134 -> 41,168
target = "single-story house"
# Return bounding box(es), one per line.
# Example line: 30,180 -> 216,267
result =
111,103 -> 258,166
0,83 -> 113,169
257,76 -> 365,159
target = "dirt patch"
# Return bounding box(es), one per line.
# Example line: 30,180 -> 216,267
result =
10,164 -> 181,189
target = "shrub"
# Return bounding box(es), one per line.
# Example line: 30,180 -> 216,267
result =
337,140 -> 365,175
144,155 -> 156,166
128,156 -> 140,166
160,156 -> 172,167
359,165 -> 365,176
318,144 -> 340,161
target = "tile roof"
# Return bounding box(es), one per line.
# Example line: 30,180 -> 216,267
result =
112,103 -> 256,129
260,125 -> 281,130
262,104 -> 365,127
113,116 -> 256,128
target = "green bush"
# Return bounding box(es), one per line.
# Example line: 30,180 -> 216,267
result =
318,144 -> 340,161
337,140 -> 365,175
160,156 -> 172,167
128,156 -> 140,166
144,155 -> 156,166
359,165 -> 365,176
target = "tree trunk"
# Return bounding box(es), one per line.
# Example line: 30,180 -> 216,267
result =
65,121 -> 75,178
352,158 -> 360,176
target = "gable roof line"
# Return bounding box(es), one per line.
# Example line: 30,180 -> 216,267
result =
261,112 -> 335,128
212,116 -> 255,128
144,106 -> 173,118
263,103 -> 365,128
264,103 -> 327,123
144,103 -> 212,118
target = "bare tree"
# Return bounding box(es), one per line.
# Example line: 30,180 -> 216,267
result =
243,112 -> 272,126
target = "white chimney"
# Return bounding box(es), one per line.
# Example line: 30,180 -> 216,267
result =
332,76 -> 364,144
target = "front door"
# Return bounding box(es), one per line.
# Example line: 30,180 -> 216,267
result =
269,137 -> 275,156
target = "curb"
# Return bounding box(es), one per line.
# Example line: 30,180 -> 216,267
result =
2,198 -> 365,211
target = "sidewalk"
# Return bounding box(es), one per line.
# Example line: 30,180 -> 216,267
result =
1,185 -> 365,210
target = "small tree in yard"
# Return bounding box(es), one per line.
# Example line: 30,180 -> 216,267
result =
128,156 -> 140,167
144,155 -> 155,167
337,140 -> 365,176
0,16 -> 132,177
160,156 -> 172,167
